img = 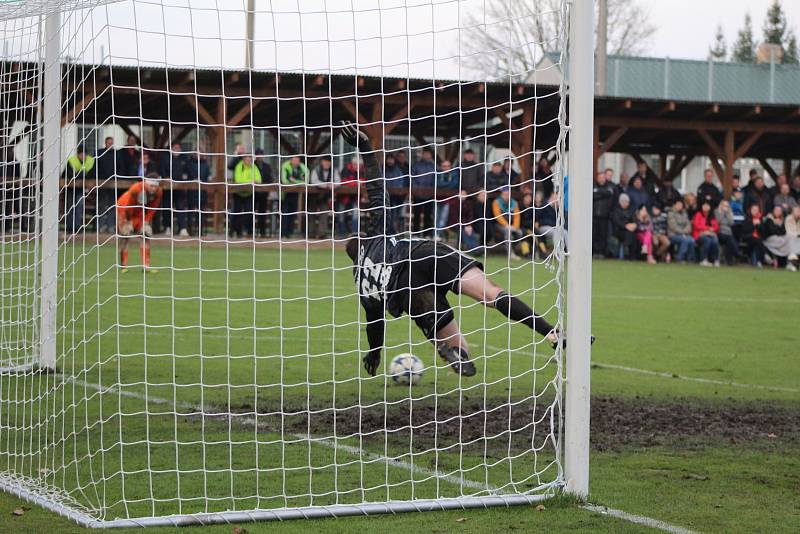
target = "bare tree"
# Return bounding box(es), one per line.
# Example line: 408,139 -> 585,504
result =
461,0 -> 655,78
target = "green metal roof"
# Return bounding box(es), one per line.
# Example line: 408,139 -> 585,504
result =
603,54 -> 800,105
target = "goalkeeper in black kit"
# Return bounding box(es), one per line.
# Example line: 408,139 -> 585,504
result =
340,122 -> 578,378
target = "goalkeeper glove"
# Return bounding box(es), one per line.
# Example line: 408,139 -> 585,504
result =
339,121 -> 372,152
142,223 -> 153,237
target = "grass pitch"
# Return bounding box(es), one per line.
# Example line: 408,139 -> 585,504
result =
1,240 -> 798,532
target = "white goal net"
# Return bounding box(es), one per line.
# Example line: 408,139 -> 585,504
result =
0,0 -> 592,527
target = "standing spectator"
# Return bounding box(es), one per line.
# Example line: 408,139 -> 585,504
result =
635,206 -> 657,264
435,159 -> 458,240
458,148 -> 483,192
230,155 -> 262,238
409,147 -> 436,235
655,176 -> 682,211
692,201 -> 720,267
773,182 -> 798,215
186,148 -> 211,236
63,145 -> 95,233
683,192 -> 698,218
744,175 -> 771,214
384,152 -> 407,233
592,170 -> 615,257
791,175 -> 800,202
650,204 -> 671,262
137,151 -> 158,177
715,200 -> 740,265
769,174 -> 788,198
336,156 -> 362,237
611,193 -> 637,260
279,155 -> 308,239
501,158 -> 519,184
159,142 -> 188,236
118,134 -> 140,176
95,136 -> 118,233
631,160 -> 659,197
394,150 -> 409,175
667,199 -> 696,263
697,169 -> 722,208
613,171 -> 629,202
308,155 -> 339,238
535,156 -> 554,199
254,148 -> 274,237
762,205 -> 799,270
626,175 -> 651,212
730,188 -> 746,239
741,204 -> 765,267
485,161 -> 506,192
492,186 -> 522,259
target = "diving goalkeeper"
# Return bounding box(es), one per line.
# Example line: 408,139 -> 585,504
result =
117,173 -> 163,272
340,122 -> 575,378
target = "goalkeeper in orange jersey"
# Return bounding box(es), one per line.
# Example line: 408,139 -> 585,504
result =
117,173 -> 163,272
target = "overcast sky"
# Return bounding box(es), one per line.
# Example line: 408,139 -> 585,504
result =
647,0 -> 800,60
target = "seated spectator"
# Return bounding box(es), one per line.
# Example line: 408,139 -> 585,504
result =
730,188 -> 745,238
684,192 -> 698,218
667,199 -> 696,263
484,161 -> 506,193
492,186 -> 522,259
410,147 -> 436,235
655,176 -> 682,211
627,175 -> 651,212
650,205 -> 671,262
520,191 -> 535,258
472,189 -> 494,250
535,156 -> 554,199
611,193 -> 637,260
762,205 -> 800,271
792,175 -> 800,202
535,191 -> 562,254
715,200 -> 740,265
635,206 -> 657,264
230,154 -> 262,238
458,149 -> 482,192
769,174 -> 788,198
454,189 -> 478,252
280,155 -> 308,238
502,158 -> 519,184
692,201 -> 720,267
697,169 -> 722,208
741,204 -> 765,267
744,175 -> 771,214
308,155 -> 339,239
435,159 -> 458,240
773,182 -> 798,215
786,206 -> 800,240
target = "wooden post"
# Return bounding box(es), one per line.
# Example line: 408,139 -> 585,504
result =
723,129 -> 735,197
518,104 -> 534,185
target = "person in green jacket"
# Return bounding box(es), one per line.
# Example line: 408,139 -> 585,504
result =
64,145 -> 95,233
230,155 -> 262,238
279,155 -> 308,238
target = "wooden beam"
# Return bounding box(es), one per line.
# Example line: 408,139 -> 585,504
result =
733,130 -> 763,160
698,103 -> 720,118
227,98 -> 264,127
759,158 -> 779,181
383,103 -> 415,136
723,129 -> 735,197
596,115 -> 800,135
653,101 -> 676,117
598,126 -> 627,156
665,155 -> 694,181
697,129 -> 723,158
61,89 -> 99,126
184,95 -> 217,126
658,153 -> 667,180
340,99 -> 367,124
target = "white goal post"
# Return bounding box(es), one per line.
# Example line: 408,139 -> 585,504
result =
0,0 -> 592,527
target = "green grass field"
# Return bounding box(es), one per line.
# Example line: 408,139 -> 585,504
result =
1,241 -> 798,533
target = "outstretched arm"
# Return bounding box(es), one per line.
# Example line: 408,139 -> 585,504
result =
363,305 -> 385,376
340,122 -> 387,236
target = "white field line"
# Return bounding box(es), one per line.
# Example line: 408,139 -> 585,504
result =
581,504 -> 699,534
59,329 -> 796,394
63,374 -> 698,533
595,294 -> 800,305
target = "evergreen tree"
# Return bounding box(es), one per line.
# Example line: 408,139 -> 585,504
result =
732,13 -> 756,63
785,31 -> 799,64
762,0 -> 787,45
708,24 -> 727,61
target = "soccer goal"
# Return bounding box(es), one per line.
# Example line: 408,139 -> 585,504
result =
0,0 -> 592,527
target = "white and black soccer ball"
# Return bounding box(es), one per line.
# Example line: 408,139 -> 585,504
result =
389,353 -> 424,385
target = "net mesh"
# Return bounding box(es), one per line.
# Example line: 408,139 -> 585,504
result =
0,0 -> 569,526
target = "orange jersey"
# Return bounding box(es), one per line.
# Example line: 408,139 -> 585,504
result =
117,181 -> 163,224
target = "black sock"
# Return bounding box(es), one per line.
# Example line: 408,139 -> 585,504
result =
493,291 -> 554,336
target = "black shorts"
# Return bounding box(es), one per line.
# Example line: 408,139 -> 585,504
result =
408,240 -> 483,295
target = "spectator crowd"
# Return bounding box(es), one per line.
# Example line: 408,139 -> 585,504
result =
594,163 -> 800,271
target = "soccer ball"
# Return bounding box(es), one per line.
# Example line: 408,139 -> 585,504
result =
389,353 -> 424,385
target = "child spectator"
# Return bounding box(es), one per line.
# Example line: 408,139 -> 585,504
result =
650,205 -> 670,262
741,204 -> 765,267
692,201 -> 720,267
715,200 -> 740,265
611,193 -> 637,260
635,206 -> 656,264
667,199 -> 696,263
730,189 -> 745,238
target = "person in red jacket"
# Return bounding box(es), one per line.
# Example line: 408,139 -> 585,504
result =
117,174 -> 163,272
692,201 -> 720,267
